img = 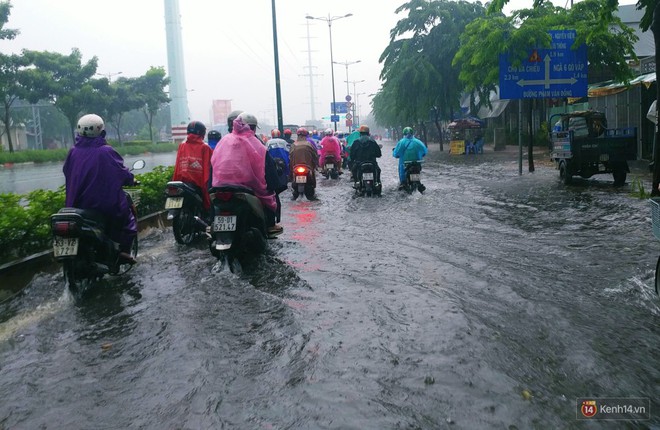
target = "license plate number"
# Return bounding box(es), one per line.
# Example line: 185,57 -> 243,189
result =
599,154 -> 609,162
362,172 -> 374,180
53,237 -> 79,257
295,175 -> 307,184
325,164 -> 334,170
410,174 -> 421,182
214,215 -> 237,231
165,197 -> 184,209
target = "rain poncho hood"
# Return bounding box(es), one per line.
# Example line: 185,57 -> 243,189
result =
319,135 -> 341,164
393,136 -> 427,183
173,133 -> 214,209
211,117 -> 276,211
267,137 -> 290,170
64,134 -> 134,218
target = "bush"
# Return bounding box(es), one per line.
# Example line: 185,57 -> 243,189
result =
0,143 -> 178,164
0,165 -> 174,265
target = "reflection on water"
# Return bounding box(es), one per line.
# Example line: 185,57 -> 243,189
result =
1,145 -> 659,428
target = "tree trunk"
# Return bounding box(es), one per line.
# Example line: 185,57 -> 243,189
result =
652,2 -> 660,196
3,101 -> 14,153
432,106 -> 443,151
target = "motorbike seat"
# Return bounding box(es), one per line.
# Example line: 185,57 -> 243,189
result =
55,207 -> 108,227
209,184 -> 256,196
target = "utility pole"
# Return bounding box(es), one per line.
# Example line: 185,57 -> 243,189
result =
302,16 -> 319,121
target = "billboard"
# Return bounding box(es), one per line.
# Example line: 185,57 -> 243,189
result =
211,99 -> 232,126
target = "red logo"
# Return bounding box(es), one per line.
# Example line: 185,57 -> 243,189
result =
581,400 -> 597,418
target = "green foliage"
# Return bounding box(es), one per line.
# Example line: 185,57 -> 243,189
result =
0,144 -> 177,164
630,177 -> 652,199
0,165 -> 174,264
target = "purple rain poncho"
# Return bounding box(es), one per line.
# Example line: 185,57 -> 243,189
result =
63,134 -> 136,249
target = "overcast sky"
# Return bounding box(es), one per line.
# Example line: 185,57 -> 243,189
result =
0,0 -> 639,129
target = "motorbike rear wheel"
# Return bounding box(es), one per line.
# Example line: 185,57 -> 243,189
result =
63,260 -> 85,299
173,206 -> 198,245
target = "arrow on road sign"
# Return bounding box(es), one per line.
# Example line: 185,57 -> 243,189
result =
516,55 -> 578,88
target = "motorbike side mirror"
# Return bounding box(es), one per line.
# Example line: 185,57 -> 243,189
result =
132,159 -> 146,171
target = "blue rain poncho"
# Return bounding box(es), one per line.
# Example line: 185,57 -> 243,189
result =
392,136 -> 428,183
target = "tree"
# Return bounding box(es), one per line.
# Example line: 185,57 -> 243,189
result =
21,48 -> 98,143
134,67 -> 169,143
101,76 -> 144,145
376,0 -> 485,147
455,0 -> 637,170
0,1 -> 24,153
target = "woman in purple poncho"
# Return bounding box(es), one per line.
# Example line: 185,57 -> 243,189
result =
63,114 -> 138,263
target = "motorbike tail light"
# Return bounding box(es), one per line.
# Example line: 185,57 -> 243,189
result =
295,166 -> 307,174
52,221 -> 78,236
214,191 -> 234,202
166,186 -> 183,196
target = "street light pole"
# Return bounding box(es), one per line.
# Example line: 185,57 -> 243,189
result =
96,71 -> 123,82
333,60 -> 360,99
271,0 -> 284,132
345,79 -> 364,128
306,13 -> 352,132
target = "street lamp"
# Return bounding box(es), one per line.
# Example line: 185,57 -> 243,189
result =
345,79 -> 365,129
306,13 -> 353,131
96,71 -> 122,82
334,60 -> 360,99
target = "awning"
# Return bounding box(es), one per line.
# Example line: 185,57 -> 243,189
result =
588,71 -> 656,97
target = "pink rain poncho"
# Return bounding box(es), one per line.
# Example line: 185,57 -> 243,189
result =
211,117 -> 277,211
320,135 -> 341,164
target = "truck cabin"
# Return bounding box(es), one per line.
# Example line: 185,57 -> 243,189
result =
553,111 -> 608,139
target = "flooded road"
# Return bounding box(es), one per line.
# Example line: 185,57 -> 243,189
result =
1,142 -> 659,429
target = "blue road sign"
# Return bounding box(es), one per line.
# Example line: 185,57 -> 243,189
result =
330,114 -> 340,123
499,30 -> 587,100
331,102 -> 348,114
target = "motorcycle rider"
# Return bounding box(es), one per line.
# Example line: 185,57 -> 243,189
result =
393,126 -> 428,192
172,120 -> 214,213
207,129 -> 222,150
289,127 -> 319,199
267,128 -> 291,189
63,114 -> 138,264
319,127 -> 342,174
211,113 -> 284,235
282,128 -> 294,150
349,125 -> 382,186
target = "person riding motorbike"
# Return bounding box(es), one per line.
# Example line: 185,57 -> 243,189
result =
207,129 -> 222,150
172,120 -> 214,212
267,129 -> 291,191
289,127 -> 319,198
211,113 -> 284,235
319,127 -> 342,174
393,126 -> 428,192
63,114 -> 138,264
283,128 -> 294,150
349,125 -> 382,185
226,110 -> 244,134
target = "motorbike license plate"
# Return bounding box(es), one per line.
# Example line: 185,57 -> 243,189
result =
165,197 -> 184,209
53,237 -> 79,257
410,174 -> 421,182
362,172 -> 374,181
599,154 -> 609,162
214,215 -> 237,232
325,164 -> 334,170
295,175 -> 307,184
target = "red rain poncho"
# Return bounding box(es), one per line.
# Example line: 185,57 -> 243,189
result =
172,134 -> 213,209
319,135 -> 341,164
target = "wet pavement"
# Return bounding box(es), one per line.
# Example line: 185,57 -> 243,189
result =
1,141 -> 659,429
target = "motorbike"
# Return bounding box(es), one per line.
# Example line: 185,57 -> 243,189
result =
402,161 -> 424,194
206,185 -> 270,267
164,181 -> 207,245
354,161 -> 382,197
321,154 -> 340,180
292,164 -> 316,200
50,159 -> 145,299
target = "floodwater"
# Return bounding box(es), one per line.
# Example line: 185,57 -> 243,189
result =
0,152 -> 177,195
1,142 -> 659,429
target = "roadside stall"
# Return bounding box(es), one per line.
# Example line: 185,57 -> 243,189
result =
448,117 -> 485,155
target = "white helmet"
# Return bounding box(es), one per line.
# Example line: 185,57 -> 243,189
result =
238,112 -> 258,128
324,128 -> 333,136
77,114 -> 105,137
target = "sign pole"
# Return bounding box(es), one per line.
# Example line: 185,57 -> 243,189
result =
519,100 -> 523,176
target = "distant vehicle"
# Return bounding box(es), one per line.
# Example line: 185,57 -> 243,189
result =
282,124 -> 299,133
550,110 -> 637,186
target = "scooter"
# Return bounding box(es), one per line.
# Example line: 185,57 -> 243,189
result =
206,185 -> 269,267
50,159 -> 145,299
164,181 -> 206,245
402,161 -> 424,194
292,164 -> 316,200
354,161 -> 382,197
321,154 -> 340,180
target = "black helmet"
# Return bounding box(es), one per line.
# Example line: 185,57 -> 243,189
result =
187,120 -> 206,137
207,130 -> 221,141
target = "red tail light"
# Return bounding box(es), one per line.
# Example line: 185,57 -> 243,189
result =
295,166 -> 307,174
53,221 -> 78,236
214,191 -> 234,202
166,186 -> 183,196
